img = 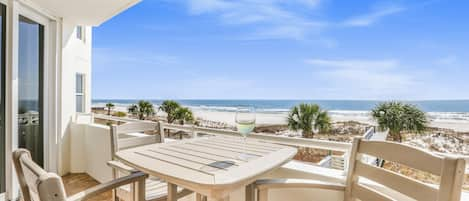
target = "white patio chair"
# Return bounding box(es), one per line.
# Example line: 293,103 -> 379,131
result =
253,137 -> 466,201
109,122 -> 192,201
13,149 -> 147,201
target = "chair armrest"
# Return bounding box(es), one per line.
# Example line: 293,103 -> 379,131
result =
255,178 -> 346,191
67,172 -> 148,201
107,160 -> 138,173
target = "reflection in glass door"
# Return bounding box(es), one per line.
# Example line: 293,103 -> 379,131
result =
18,15 -> 44,167
0,3 -> 6,194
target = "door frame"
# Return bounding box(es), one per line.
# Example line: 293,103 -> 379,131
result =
16,0 -> 50,170
3,0 -> 59,199
0,0 -> 6,197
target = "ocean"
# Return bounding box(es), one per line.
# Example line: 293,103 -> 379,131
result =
92,99 -> 469,122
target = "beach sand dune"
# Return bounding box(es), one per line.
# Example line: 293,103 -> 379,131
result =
192,109 -> 469,132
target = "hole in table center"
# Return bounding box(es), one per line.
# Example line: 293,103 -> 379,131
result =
200,161 -> 236,172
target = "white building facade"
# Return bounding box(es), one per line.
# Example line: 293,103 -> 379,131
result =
0,0 -> 139,200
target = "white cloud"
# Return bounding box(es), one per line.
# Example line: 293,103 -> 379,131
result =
343,5 -> 405,27
305,58 -> 420,99
166,1 -> 409,41
187,0 -> 235,14
305,59 -> 399,69
182,0 -> 325,40
93,47 -> 180,70
435,56 -> 458,66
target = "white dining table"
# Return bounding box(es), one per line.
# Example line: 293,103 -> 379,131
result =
115,135 -> 298,201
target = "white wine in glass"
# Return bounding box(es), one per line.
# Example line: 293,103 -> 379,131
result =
235,107 -> 256,160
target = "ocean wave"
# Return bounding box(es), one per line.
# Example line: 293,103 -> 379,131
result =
92,103 -> 469,121
427,112 -> 469,121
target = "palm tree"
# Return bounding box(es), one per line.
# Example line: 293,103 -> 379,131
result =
159,100 -> 181,123
127,101 -> 154,120
287,103 -> 331,138
174,107 -> 194,139
136,100 -> 155,120
174,107 -> 194,125
371,101 -> 427,142
128,104 -> 138,116
105,102 -> 115,115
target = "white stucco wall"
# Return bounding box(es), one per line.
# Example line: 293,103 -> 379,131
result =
0,0 -> 137,199
70,122 -> 113,183
58,22 -> 92,175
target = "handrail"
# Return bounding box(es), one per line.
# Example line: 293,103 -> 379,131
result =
93,113 -> 145,123
160,122 -> 352,152
90,114 -> 352,152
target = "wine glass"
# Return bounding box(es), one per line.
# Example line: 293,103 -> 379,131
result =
235,107 -> 256,160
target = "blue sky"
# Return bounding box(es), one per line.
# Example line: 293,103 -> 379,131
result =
92,0 -> 469,100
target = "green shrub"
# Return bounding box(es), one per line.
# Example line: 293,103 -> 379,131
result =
114,111 -> 127,117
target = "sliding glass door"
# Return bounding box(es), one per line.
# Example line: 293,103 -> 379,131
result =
0,3 -> 6,194
18,15 -> 44,167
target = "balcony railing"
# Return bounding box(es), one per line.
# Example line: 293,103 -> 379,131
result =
68,113 -> 469,201
90,113 -> 469,175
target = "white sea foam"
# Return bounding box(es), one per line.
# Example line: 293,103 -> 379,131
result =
92,103 -> 469,122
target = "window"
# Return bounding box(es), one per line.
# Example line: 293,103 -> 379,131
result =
76,25 -> 85,41
76,74 -> 85,112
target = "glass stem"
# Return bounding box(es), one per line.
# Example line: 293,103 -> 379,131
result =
243,136 -> 247,154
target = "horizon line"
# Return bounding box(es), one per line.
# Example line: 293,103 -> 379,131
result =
91,98 -> 469,102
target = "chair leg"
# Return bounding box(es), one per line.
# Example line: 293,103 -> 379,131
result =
135,179 -> 146,201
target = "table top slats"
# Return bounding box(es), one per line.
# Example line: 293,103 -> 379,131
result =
116,135 -> 297,198
158,146 -> 241,166
187,141 -> 266,156
147,148 -> 239,168
136,149 -> 229,173
200,139 -> 279,153
208,137 -> 283,151
116,149 -> 215,184
172,143 -> 252,162
216,136 -> 286,149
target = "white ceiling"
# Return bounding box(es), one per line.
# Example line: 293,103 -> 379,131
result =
28,0 -> 141,26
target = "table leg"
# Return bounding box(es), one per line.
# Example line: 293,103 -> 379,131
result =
167,183 -> 178,201
245,184 -> 255,201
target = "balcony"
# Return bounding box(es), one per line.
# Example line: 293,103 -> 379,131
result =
65,113 -> 469,201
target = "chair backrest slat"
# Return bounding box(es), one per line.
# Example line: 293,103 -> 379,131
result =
110,122 -> 162,160
351,183 -> 394,201
358,140 -> 443,175
346,137 -> 466,201
115,121 -> 159,133
119,135 -> 160,149
354,161 -> 438,201
13,149 -> 67,201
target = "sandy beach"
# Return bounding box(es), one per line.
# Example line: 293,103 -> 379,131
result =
105,104 -> 469,132
191,108 -> 469,132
